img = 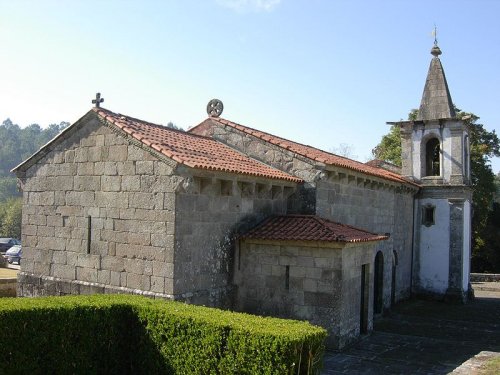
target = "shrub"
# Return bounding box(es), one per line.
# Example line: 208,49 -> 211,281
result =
0,295 -> 326,374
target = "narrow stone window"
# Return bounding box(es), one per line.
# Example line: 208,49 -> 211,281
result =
285,265 -> 290,290
62,216 -> 69,227
422,205 -> 435,227
87,216 -> 92,254
237,244 -> 241,270
425,138 -> 440,176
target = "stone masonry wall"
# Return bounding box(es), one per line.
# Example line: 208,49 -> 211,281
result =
18,115 -> 179,298
192,121 -> 320,214
234,240 -> 376,349
173,173 -> 293,307
391,190 -> 414,301
316,176 -> 415,307
339,245 -> 375,347
193,121 -> 416,309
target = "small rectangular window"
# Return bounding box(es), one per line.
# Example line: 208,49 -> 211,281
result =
422,205 -> 435,227
87,216 -> 92,254
285,265 -> 290,290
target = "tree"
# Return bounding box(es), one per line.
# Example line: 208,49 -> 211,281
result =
166,122 -> 184,131
0,177 -> 20,202
0,198 -> 22,238
494,172 -> 500,203
0,119 -> 69,202
330,143 -> 358,159
371,125 -> 401,165
372,108 -> 500,272
457,109 -> 500,272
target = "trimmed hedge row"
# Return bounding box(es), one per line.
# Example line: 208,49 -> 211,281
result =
0,295 -> 327,374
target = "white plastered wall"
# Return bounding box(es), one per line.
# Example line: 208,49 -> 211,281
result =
418,198 -> 450,293
462,200 -> 471,290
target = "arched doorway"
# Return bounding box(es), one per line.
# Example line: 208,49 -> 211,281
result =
391,251 -> 398,306
374,251 -> 384,314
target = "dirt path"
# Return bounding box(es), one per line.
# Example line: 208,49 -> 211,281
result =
0,267 -> 19,279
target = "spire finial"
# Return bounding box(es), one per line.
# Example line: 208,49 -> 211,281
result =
430,25 -> 442,57
433,25 -> 438,46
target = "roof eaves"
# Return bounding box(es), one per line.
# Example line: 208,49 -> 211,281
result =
209,117 -> 419,187
315,216 -> 389,243
241,215 -> 389,244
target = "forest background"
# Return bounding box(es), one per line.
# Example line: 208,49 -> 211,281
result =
0,119 -> 68,239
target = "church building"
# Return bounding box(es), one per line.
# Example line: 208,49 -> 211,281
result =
12,42 -> 472,349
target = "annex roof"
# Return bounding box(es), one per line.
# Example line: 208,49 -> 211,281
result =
241,215 -> 388,243
190,117 -> 417,187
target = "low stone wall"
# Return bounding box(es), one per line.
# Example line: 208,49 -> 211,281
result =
17,272 -> 234,305
0,277 -> 17,297
471,273 -> 500,282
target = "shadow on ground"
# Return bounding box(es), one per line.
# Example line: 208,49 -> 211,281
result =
322,291 -> 500,374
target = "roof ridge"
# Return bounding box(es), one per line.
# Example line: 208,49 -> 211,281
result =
241,214 -> 388,243
93,107 -> 164,128
326,218 -> 381,236
213,117 -> 358,164
267,214 -> 382,237
93,108 -> 303,183
311,216 -> 343,239
208,117 -> 418,187
95,107 -> 227,141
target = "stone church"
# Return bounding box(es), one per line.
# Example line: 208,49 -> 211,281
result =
12,43 -> 472,349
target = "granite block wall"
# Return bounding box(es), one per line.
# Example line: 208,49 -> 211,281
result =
18,116 -> 178,298
234,240 -> 376,349
339,245 -> 375,347
193,120 -> 416,309
316,176 -> 415,307
173,175 -> 293,307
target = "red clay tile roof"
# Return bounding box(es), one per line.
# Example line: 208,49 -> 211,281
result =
241,215 -> 388,243
365,159 -> 402,174
93,108 -> 302,183
191,117 -> 418,187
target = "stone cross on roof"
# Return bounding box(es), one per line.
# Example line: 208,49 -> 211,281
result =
92,93 -> 104,108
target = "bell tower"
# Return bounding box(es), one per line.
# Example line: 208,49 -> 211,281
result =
389,41 -> 472,302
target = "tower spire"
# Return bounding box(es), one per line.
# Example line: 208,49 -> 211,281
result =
416,35 -> 455,121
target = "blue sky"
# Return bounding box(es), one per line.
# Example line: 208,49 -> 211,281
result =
1,0 -> 499,173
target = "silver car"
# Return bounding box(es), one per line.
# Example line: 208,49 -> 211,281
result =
5,245 -> 22,265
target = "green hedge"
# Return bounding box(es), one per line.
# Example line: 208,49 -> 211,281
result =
0,295 -> 326,374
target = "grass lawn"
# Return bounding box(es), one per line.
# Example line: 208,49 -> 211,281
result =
481,356 -> 500,375
0,267 -> 18,279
